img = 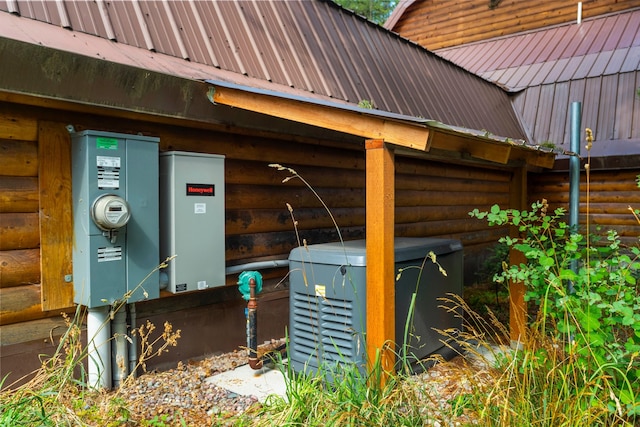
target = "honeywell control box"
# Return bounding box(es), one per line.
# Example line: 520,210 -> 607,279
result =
71,130 -> 160,307
160,151 -> 225,293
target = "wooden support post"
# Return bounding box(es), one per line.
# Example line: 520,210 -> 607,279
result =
39,121 -> 74,311
509,167 -> 527,346
365,139 -> 395,376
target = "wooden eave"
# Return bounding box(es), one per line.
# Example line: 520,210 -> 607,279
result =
207,81 -> 556,170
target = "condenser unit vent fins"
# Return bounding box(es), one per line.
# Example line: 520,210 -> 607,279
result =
291,292 -> 320,361
288,237 -> 464,377
321,297 -> 355,359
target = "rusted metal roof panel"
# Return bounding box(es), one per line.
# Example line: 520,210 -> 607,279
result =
0,0 -> 527,140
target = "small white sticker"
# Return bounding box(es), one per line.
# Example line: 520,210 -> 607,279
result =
96,156 -> 121,168
315,284 -> 326,298
194,203 -> 206,214
197,281 -> 208,290
98,179 -> 119,189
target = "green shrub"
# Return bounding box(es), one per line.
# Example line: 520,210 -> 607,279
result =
470,200 -> 640,420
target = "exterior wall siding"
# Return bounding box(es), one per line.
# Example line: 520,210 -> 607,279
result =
390,0 -> 639,51
0,99 -> 521,383
529,169 -> 640,247
0,99 -> 521,329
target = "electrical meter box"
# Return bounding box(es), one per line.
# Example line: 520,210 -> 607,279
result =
160,151 -> 225,293
71,130 -> 160,308
288,237 -> 463,375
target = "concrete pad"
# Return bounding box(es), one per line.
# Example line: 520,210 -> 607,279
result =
205,362 -> 288,402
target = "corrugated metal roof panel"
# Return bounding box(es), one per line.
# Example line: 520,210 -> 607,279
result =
435,8 -> 640,154
437,8 -> 640,90
511,70 -> 640,151
0,0 -> 527,140
621,45 -> 640,72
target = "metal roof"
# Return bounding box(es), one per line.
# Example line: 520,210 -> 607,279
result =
0,0 -> 527,141
436,8 -> 640,91
435,8 -> 640,158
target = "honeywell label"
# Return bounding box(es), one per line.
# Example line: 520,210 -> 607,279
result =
186,183 -> 214,196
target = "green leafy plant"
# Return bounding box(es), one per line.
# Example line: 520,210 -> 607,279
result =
357,99 -> 374,109
469,198 -> 640,420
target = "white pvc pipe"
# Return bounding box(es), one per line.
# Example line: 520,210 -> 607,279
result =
577,2 -> 582,24
128,304 -> 138,377
111,307 -> 129,387
87,306 -> 112,389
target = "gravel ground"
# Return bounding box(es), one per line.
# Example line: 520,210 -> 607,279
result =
116,344 -> 273,425
114,339 -> 494,426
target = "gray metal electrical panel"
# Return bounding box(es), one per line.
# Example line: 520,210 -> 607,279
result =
288,237 -> 463,375
71,130 -> 160,308
160,151 -> 225,293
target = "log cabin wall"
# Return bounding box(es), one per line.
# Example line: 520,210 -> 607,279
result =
0,117 -> 41,320
390,0 -> 639,51
529,169 -> 640,248
0,99 -> 516,378
394,156 -> 512,281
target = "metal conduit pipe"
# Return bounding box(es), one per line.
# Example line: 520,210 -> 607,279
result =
226,259 -> 289,276
569,101 -> 582,235
128,303 -> 138,378
569,101 -> 582,292
246,278 -> 262,370
111,307 -> 129,387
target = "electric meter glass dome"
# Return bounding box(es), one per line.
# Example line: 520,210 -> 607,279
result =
91,194 -> 131,230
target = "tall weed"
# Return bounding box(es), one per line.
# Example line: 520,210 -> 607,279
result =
467,129 -> 640,423
0,259 -> 180,426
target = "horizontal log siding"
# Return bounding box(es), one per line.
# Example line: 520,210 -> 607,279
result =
529,169 -> 640,246
0,116 -> 42,325
395,157 -> 512,281
393,0 -> 639,50
162,132 -> 368,265
0,101 -> 518,325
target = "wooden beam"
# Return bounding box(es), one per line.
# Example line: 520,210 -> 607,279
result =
511,148 -> 556,169
0,213 -> 40,251
429,130 -> 511,164
0,248 -> 40,288
0,284 -> 42,325
365,139 -> 395,377
209,85 -> 431,151
39,121 -> 74,311
509,167 -> 527,345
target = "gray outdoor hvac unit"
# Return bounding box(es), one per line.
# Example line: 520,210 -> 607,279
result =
288,237 -> 463,375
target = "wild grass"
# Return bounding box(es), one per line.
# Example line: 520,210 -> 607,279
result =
437,295 -> 636,426
0,259 -> 180,426
230,346 -> 433,427
230,160 -> 640,427
0,308 -> 132,426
